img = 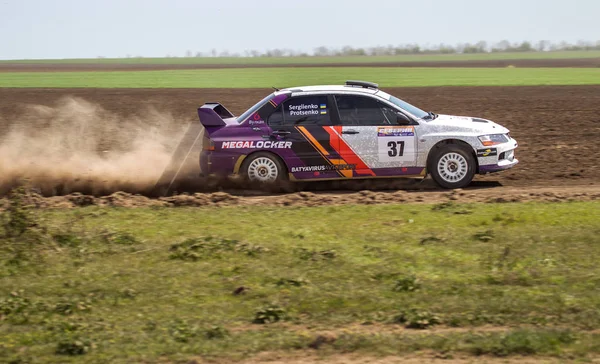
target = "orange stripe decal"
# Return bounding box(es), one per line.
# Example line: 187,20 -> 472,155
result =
297,126 -> 330,156
329,158 -> 354,178
295,126 -> 344,178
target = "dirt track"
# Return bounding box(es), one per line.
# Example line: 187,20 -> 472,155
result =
1,185 -> 597,210
1,57 -> 599,72
0,86 -> 598,204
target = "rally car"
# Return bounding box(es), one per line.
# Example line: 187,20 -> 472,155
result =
197,80 -> 518,189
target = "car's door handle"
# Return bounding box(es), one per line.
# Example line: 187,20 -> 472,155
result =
342,130 -> 359,135
272,130 -> 291,136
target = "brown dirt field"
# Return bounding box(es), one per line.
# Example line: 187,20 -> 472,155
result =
0,86 -> 598,204
0,57 -> 599,72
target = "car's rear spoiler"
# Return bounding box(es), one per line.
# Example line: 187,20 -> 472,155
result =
197,103 -> 235,127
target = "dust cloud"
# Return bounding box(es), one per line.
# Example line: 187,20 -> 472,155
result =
0,97 -> 186,196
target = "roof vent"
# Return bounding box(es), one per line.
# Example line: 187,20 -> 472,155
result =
345,80 -> 379,89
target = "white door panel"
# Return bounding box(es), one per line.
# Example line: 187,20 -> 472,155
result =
375,126 -> 417,165
340,126 -> 417,168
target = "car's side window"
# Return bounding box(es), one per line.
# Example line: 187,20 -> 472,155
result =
267,105 -> 284,126
335,95 -> 405,126
268,96 -> 331,126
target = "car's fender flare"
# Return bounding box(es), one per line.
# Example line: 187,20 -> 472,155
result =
425,139 -> 479,174
236,150 -> 290,176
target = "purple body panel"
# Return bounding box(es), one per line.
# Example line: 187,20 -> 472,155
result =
291,171 -> 343,180
199,92 -> 319,177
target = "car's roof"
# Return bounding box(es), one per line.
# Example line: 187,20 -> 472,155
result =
278,85 -> 379,95
275,85 -> 394,104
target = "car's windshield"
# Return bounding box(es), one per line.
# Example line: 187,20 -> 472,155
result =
388,95 -> 429,120
237,93 -> 274,123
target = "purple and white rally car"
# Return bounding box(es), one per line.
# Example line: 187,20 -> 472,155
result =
197,80 -> 518,189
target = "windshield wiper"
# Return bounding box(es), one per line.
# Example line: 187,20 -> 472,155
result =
425,111 -> 438,120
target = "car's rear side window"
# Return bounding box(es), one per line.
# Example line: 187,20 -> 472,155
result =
335,95 -> 398,126
238,93 -> 274,123
268,95 -> 331,126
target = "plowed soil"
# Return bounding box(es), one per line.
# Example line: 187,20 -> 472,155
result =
0,86 -> 598,206
1,57 -> 599,72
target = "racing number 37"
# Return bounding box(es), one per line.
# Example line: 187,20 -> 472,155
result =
387,141 -> 405,157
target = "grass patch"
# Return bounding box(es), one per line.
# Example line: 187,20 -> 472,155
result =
2,51 -> 600,65
1,196 -> 600,362
1,67 -> 600,88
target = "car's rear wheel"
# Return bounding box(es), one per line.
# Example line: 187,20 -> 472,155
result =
429,145 -> 476,189
242,152 -> 285,184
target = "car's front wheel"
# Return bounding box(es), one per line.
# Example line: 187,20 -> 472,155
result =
429,145 -> 476,189
242,152 -> 285,184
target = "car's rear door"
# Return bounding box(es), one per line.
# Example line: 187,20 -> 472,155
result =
267,94 -> 344,179
332,95 -> 417,176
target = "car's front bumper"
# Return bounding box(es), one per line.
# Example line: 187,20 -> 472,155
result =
479,157 -> 519,173
476,138 -> 519,174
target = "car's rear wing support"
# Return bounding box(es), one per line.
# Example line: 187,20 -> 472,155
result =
197,103 -> 235,127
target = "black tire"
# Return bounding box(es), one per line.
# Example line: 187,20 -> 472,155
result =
241,152 -> 286,184
429,145 -> 476,189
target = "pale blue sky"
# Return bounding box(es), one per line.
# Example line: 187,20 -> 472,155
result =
1,0 -> 599,60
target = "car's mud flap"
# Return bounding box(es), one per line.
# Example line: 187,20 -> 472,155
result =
152,123 -> 204,196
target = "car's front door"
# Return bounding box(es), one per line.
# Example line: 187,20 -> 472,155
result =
267,95 -> 343,179
333,95 -> 418,176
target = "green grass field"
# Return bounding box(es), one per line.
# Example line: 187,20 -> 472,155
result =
1,67 -> 600,88
2,198 -> 600,362
2,51 -> 600,65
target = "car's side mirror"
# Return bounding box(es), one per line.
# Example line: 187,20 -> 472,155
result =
396,113 -> 412,125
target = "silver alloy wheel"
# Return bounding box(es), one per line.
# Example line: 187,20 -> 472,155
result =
247,157 -> 279,182
437,152 -> 468,183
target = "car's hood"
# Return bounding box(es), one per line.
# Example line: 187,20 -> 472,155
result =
426,114 -> 509,134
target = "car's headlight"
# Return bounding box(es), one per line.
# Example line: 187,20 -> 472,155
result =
478,134 -> 508,146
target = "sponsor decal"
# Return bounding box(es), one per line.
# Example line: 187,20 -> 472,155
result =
248,119 -> 264,125
222,141 -> 292,149
377,126 -> 415,137
288,103 -> 322,116
477,148 -> 498,157
291,164 -> 356,173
